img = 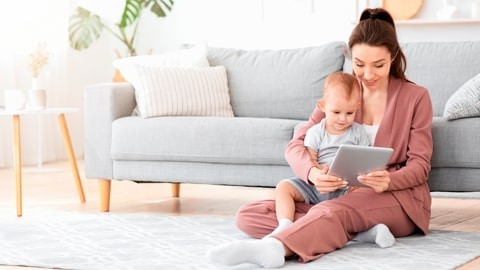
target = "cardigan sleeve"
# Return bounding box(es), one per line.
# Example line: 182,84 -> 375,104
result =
285,105 -> 325,181
388,87 -> 433,190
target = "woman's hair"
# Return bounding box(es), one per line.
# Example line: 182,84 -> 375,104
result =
348,8 -> 408,81
323,72 -> 360,101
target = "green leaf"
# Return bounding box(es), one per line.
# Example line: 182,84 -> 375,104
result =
144,0 -> 174,17
119,0 -> 143,28
68,7 -> 104,51
68,1 -> 175,53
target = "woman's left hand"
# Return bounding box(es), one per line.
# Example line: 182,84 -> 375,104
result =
357,170 -> 390,193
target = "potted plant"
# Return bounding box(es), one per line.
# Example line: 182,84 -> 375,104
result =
26,42 -> 51,109
68,0 -> 175,57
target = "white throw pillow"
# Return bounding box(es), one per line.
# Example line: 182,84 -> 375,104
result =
112,44 -> 210,87
134,65 -> 234,118
443,73 -> 480,120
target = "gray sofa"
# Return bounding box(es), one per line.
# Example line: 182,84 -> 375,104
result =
85,41 -> 480,211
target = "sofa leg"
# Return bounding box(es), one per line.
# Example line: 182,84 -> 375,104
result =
98,179 -> 111,212
172,183 -> 180,198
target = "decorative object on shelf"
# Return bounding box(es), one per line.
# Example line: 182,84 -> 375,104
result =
382,0 -> 423,20
27,89 -> 47,110
68,0 -> 175,58
26,42 -> 51,110
27,42 -> 50,83
472,0 -> 480,19
3,89 -> 26,111
436,0 -> 458,20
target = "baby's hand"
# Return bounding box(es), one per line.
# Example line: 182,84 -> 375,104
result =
309,166 -> 347,194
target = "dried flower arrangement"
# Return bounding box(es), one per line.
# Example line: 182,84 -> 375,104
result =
27,42 -> 51,78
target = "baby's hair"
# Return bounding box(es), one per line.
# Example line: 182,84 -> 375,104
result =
322,72 -> 360,100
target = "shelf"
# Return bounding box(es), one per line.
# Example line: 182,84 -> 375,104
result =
395,18 -> 480,25
351,18 -> 480,26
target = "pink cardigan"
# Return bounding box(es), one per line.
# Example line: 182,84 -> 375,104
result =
285,77 -> 433,234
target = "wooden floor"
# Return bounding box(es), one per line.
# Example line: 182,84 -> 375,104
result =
0,161 -> 479,269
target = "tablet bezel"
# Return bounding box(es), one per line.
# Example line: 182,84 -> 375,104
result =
327,145 -> 394,187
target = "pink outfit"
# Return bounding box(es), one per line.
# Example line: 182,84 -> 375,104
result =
235,77 -> 433,262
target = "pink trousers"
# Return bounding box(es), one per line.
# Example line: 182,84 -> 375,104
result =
235,187 -> 416,263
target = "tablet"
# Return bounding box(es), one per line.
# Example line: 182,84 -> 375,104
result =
328,145 -> 394,187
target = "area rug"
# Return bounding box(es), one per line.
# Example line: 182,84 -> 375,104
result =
0,211 -> 479,270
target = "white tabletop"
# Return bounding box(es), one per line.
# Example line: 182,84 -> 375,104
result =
0,107 -> 79,116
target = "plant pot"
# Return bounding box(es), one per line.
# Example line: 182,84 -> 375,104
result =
27,89 -> 47,110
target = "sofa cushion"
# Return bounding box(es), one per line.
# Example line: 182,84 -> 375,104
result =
113,44 -> 210,86
443,72 -> 480,120
134,66 -> 234,118
111,116 -> 302,165
431,117 -> 480,168
401,41 -> 480,117
207,41 -> 346,120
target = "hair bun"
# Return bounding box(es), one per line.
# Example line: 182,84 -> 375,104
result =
359,8 -> 395,28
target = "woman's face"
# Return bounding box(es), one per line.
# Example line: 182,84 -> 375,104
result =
351,44 -> 392,92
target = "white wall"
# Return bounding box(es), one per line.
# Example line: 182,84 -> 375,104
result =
134,0 -> 355,53
132,0 -> 480,53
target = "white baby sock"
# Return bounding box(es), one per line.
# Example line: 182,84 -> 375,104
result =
263,218 -> 293,239
206,237 -> 285,268
353,223 -> 395,248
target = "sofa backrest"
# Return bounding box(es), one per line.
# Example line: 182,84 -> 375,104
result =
209,40 -> 480,119
207,41 -> 346,120
402,41 -> 480,117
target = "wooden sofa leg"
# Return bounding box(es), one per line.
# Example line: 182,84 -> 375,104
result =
98,179 -> 111,212
172,183 -> 180,198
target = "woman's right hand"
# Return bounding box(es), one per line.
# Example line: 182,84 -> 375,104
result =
308,166 -> 348,194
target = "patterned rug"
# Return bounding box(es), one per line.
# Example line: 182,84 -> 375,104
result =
0,211 -> 479,270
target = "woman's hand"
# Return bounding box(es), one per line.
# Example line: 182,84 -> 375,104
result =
308,166 -> 348,194
357,170 -> 390,193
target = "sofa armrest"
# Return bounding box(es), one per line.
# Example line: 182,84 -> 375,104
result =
84,82 -> 136,180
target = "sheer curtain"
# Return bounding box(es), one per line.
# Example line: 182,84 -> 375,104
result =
0,0 -> 111,168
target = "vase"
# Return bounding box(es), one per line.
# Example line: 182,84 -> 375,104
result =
27,89 -> 47,110
28,77 -> 47,110
31,77 -> 39,90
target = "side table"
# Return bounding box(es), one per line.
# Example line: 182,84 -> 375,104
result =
0,108 -> 86,216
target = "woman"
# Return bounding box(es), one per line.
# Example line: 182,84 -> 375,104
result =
207,8 -> 433,268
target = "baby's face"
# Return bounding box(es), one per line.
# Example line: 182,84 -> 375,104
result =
323,94 -> 359,135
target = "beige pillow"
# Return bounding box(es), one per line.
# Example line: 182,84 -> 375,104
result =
112,44 -> 210,87
443,73 -> 480,120
135,65 -> 234,118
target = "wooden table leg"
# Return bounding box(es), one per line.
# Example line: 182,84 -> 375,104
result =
57,113 -> 86,203
12,115 -> 22,217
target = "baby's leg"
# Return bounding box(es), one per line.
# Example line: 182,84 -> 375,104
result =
275,180 -> 305,221
264,180 -> 305,238
353,223 -> 395,248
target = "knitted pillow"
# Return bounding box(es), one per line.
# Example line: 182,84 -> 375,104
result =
443,73 -> 480,120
